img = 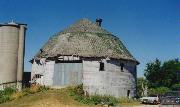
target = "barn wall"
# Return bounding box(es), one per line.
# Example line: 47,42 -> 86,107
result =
31,56 -> 82,87
53,63 -> 82,88
83,58 -> 137,98
31,59 -> 55,86
31,57 -> 137,98
0,82 -> 17,90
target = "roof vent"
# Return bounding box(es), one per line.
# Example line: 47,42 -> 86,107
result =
8,20 -> 17,25
96,18 -> 102,27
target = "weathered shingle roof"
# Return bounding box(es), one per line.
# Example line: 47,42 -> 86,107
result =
59,18 -> 111,34
35,18 -> 139,64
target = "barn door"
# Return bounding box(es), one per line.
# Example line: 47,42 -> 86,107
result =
53,63 -> 82,86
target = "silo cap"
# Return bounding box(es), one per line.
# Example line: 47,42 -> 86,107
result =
8,20 -> 18,25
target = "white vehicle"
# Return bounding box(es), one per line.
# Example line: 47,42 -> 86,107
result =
140,95 -> 159,104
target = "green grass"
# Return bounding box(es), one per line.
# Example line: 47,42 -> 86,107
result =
0,87 -> 16,103
0,87 -> 97,107
67,84 -> 119,106
0,85 -> 141,107
119,97 -> 141,107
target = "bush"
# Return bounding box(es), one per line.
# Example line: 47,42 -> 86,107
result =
39,86 -> 49,92
0,87 -> 16,104
0,85 -> 50,104
89,95 -> 102,105
148,87 -> 170,95
100,96 -> 118,106
67,84 -> 118,106
171,83 -> 180,91
0,95 -> 10,103
3,87 -> 16,95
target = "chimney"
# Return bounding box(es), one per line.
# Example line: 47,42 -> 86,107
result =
96,18 -> 102,27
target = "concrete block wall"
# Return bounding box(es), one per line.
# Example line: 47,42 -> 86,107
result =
31,59 -> 55,86
83,58 -> 137,98
0,82 -> 17,90
31,57 -> 137,98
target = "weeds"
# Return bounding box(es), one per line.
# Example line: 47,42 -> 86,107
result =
0,85 -> 49,104
0,87 -> 16,103
67,84 -> 119,106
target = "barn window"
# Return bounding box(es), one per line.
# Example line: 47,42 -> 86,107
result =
35,74 -> 41,78
99,62 -> 105,71
120,63 -> 124,72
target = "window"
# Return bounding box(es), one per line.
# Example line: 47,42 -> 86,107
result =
99,62 -> 105,71
120,63 -> 124,72
35,74 -> 41,78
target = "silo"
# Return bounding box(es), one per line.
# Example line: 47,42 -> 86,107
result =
0,21 -> 27,90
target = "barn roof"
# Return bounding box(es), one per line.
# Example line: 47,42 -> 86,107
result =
35,18 -> 139,64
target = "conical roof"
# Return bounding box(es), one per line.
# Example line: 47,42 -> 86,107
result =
35,18 -> 138,63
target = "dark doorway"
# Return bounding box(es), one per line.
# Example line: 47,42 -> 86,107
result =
127,90 -> 130,98
99,62 -> 105,71
22,72 -> 31,88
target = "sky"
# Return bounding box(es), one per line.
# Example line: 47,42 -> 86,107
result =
0,0 -> 179,77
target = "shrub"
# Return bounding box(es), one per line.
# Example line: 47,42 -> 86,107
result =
0,95 -> 10,103
0,87 -> 16,104
148,87 -> 170,95
171,83 -> 180,91
0,85 -> 50,104
3,87 -> 16,95
108,96 -> 119,105
89,95 -> 102,105
67,84 -> 118,106
39,86 -> 49,92
0,90 -> 4,96
22,88 -> 31,95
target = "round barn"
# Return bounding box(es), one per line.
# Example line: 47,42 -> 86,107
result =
31,18 -> 139,98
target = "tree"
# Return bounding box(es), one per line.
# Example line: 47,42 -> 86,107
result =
144,59 -> 162,88
137,77 -> 148,97
171,83 -> 180,91
144,58 -> 180,88
148,87 -> 170,95
161,59 -> 180,87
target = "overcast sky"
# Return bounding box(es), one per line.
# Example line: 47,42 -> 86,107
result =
0,0 -> 179,77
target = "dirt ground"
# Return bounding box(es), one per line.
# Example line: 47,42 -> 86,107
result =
0,89 -> 177,107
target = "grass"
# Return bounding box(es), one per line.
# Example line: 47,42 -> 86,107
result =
0,85 -> 142,107
0,87 -> 97,107
68,85 -> 141,106
67,84 -> 119,106
119,97 -> 141,107
0,87 -> 16,103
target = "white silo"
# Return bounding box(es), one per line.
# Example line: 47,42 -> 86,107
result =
0,21 -> 27,90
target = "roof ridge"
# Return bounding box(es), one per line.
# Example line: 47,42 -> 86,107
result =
58,18 -> 111,34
